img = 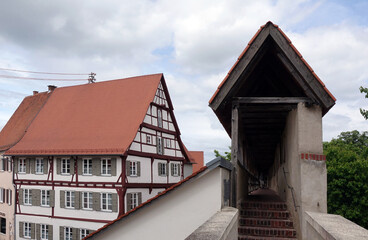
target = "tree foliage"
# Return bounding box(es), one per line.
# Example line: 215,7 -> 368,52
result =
214,146 -> 231,161
360,86 -> 368,120
324,130 -> 368,228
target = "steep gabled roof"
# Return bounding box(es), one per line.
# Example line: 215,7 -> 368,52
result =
209,21 -> 335,116
6,74 -> 163,155
0,92 -> 51,152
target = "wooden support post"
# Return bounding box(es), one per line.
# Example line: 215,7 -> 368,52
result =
231,102 -> 239,208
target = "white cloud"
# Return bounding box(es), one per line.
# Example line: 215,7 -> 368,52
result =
0,0 -> 367,162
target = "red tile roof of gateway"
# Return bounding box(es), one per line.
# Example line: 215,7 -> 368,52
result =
84,165 -> 208,239
209,21 -> 336,104
189,151 -> 204,173
0,92 -> 51,151
6,74 -> 163,155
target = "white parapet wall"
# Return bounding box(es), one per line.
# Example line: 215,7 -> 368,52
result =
305,211 -> 368,240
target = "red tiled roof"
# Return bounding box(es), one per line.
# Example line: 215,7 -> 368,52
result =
189,151 -> 204,173
6,74 -> 163,155
209,21 -> 336,104
84,165 -> 208,239
0,92 -> 51,151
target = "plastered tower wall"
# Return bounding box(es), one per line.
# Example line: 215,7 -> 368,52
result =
269,103 -> 326,240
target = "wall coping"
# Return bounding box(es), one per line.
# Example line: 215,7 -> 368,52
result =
185,207 -> 238,240
305,211 -> 368,240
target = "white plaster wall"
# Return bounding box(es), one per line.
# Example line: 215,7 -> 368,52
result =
16,215 -> 105,240
93,168 -> 225,240
126,155 -> 151,183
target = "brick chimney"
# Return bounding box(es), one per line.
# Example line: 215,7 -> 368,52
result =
33,91 -> 39,95
48,85 -> 57,92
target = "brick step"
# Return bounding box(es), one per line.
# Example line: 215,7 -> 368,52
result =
241,201 -> 287,211
239,218 -> 294,228
240,209 -> 290,219
238,235 -> 297,240
238,226 -> 297,238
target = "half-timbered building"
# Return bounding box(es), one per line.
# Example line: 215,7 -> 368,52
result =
4,74 -> 198,240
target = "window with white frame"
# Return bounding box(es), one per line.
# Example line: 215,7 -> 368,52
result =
158,162 -> 167,176
61,158 -> 70,174
64,227 -> 72,240
171,163 -> 180,177
165,138 -> 171,148
101,158 -> 111,175
0,188 -> 3,203
36,158 -> 44,174
41,224 -> 48,240
157,109 -> 163,128
19,158 -> 26,173
157,137 -> 164,155
82,192 -> 92,210
7,189 -> 12,206
41,190 -> 50,207
80,229 -> 90,239
129,192 -> 139,210
146,135 -> 151,144
24,222 -> 31,238
0,157 -> 5,171
83,158 -> 92,175
101,193 -> 112,211
129,161 -> 138,176
24,189 -> 32,205
65,191 -> 75,208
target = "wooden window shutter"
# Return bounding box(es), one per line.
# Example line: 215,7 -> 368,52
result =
158,163 -> 162,176
92,192 -> 100,211
56,158 -> 61,175
166,163 -> 169,176
30,158 -> 35,174
59,226 -> 64,240
70,158 -> 75,174
31,223 -> 35,239
72,228 -> 78,240
50,190 -> 55,207
126,161 -> 131,176
77,158 -> 82,175
18,189 -> 23,205
74,191 -> 80,210
33,189 -> 41,206
36,224 -> 40,240
60,191 -> 65,208
112,193 -> 118,212
92,158 -> 101,176
14,158 -> 18,173
48,225 -> 53,240
19,222 -> 24,238
126,193 -> 132,211
26,158 -> 31,174
171,163 -> 174,176
138,192 -> 142,205
111,157 -> 117,176
44,158 -> 48,174
137,162 -> 141,177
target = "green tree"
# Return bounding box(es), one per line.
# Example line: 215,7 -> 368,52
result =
324,130 -> 368,228
214,146 -> 231,161
360,86 -> 368,120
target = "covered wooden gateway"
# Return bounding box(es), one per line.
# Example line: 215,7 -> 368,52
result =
209,22 -> 335,237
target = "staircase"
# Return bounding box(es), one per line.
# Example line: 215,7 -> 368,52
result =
238,189 -> 297,240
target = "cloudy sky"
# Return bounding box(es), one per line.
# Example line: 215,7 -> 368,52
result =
0,0 -> 367,162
